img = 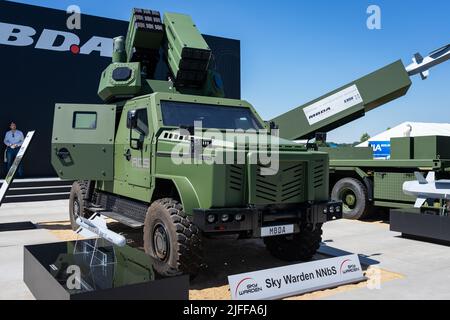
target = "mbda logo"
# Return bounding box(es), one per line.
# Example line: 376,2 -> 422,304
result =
0,22 -> 113,57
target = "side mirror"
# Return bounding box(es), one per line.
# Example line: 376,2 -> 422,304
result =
127,110 -> 137,130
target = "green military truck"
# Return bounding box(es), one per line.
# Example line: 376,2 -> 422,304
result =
51,9 -> 341,276
272,44 -> 450,219
322,136 -> 450,219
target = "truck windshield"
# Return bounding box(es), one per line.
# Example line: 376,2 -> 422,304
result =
161,101 -> 263,130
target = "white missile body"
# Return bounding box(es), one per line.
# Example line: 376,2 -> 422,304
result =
76,215 -> 126,247
405,44 -> 450,80
403,172 -> 450,208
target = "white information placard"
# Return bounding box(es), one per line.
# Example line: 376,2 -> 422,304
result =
228,254 -> 365,300
303,85 -> 363,125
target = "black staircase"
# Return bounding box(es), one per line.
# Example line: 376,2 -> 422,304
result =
0,178 -> 72,203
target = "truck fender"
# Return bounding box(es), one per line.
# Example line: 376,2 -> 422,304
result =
363,176 -> 374,201
155,175 -> 201,216
333,167 -> 373,201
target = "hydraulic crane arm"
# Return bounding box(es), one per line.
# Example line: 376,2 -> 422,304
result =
272,44 -> 450,140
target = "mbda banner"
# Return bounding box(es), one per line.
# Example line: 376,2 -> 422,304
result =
0,1 -> 240,178
228,254 -> 365,300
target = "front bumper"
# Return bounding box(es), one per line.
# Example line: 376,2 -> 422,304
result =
193,201 -> 342,237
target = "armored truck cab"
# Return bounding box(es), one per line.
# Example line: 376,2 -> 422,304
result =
51,9 -> 341,276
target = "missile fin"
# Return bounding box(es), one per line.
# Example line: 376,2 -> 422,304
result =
90,216 -> 107,229
76,214 -> 103,239
414,197 -> 427,208
415,172 -> 428,184
414,52 -> 424,64
420,70 -> 429,80
426,171 -> 435,182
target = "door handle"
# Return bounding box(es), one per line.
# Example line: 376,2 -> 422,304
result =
124,149 -> 131,161
57,148 -> 71,160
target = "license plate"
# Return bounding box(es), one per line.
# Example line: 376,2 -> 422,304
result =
261,224 -> 294,237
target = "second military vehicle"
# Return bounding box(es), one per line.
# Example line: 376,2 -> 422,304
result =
51,9 -> 341,276
272,44 -> 450,220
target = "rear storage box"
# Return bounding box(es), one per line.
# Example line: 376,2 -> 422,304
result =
390,137 -> 414,160
413,136 -> 450,160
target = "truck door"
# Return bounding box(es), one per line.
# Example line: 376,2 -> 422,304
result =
51,104 -> 116,180
123,106 -> 152,188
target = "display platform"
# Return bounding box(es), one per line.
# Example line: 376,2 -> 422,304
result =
24,239 -> 189,300
390,209 -> 450,244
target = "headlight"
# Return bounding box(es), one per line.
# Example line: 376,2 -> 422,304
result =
335,206 -> 341,213
221,214 -> 230,222
329,207 -> 334,213
207,214 -> 216,224
235,214 -> 244,221
323,208 -> 328,214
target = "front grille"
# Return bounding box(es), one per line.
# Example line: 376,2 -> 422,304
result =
313,159 -> 325,190
228,164 -> 244,192
250,161 -> 306,204
281,164 -> 305,201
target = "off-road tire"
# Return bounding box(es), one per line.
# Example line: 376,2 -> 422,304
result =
331,178 -> 371,220
143,198 -> 203,277
264,224 -> 323,261
68,180 -> 92,231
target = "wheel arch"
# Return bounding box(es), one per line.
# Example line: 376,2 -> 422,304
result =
151,176 -> 201,216
331,167 -> 373,201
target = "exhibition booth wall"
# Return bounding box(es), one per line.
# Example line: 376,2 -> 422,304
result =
0,1 -> 241,178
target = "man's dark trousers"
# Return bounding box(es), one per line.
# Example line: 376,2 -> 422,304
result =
6,147 -> 24,177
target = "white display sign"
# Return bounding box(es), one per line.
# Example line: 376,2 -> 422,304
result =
228,254 -> 365,300
303,85 -> 363,125
0,131 -> 35,206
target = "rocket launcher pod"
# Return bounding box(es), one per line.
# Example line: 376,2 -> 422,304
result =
272,43 -> 450,140
98,8 -> 221,102
125,8 -> 164,78
164,12 -> 212,88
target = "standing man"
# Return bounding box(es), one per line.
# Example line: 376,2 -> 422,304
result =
3,122 -> 24,177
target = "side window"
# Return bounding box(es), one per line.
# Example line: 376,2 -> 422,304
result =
134,108 -> 149,136
73,112 -> 97,129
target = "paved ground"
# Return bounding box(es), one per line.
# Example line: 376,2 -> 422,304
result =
0,200 -> 68,300
0,200 -> 449,300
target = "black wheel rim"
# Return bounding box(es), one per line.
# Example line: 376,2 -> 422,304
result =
153,222 -> 170,261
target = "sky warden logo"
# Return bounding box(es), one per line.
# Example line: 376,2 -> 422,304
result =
235,278 -> 263,297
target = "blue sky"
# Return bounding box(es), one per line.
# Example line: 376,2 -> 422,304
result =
10,0 -> 450,142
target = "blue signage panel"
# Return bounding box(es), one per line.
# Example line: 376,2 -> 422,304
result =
369,141 -> 391,159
